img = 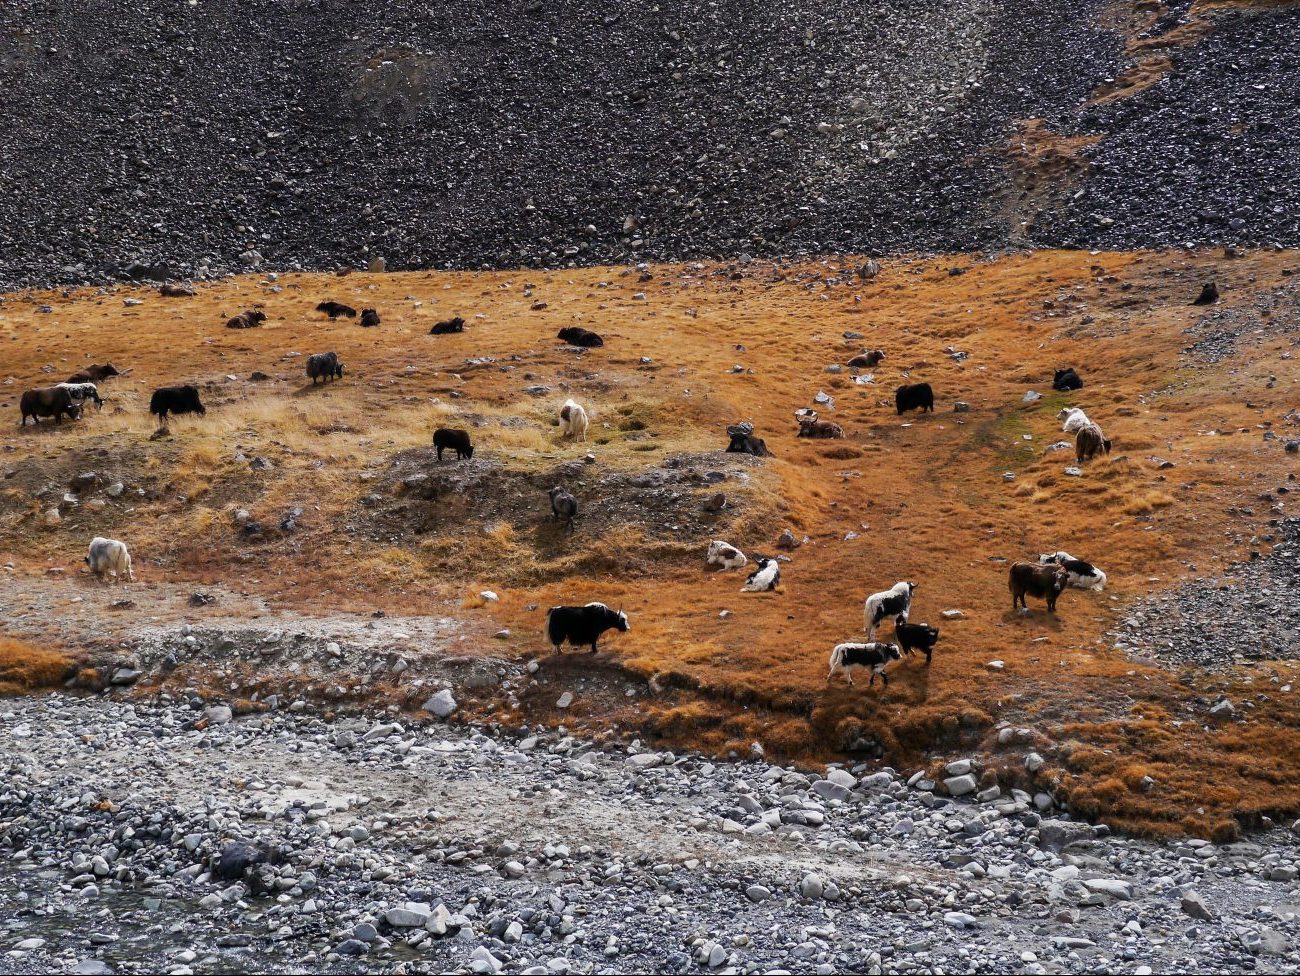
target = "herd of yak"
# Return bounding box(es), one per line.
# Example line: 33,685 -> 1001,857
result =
18,294 -> 1112,691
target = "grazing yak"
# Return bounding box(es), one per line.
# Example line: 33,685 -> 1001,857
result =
432,427 -> 474,461
557,326 -> 604,348
1075,423 -> 1111,463
66,363 -> 121,385
430,316 -> 465,335
57,382 -> 104,411
225,309 -> 266,329
316,301 -> 357,319
797,417 -> 843,439
548,486 -> 578,531
827,641 -> 902,687
895,382 -> 934,414
306,352 -> 344,384
1053,368 -> 1084,392
1058,407 -> 1092,434
741,557 -> 780,592
1010,561 -> 1069,612
707,540 -> 747,571
359,308 -> 381,328
149,385 -> 206,419
86,536 -> 134,583
1039,551 -> 1107,591
20,386 -> 79,425
559,399 -> 589,441
725,422 -> 771,457
864,581 -> 915,639
895,617 -> 940,664
847,350 -> 885,368
545,602 -> 629,654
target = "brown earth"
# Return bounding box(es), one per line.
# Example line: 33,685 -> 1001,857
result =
1,248 -> 1299,837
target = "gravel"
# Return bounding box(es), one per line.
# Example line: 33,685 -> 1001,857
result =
0,0 -> 1100,288
3,694 -> 1300,973
1111,516 -> 1300,670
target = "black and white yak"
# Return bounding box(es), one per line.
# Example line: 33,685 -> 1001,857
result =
545,602 -> 629,654
864,581 -> 915,639
1038,550 -> 1107,591
827,642 -> 902,686
740,556 -> 780,592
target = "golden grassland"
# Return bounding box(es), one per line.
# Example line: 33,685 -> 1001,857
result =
2,248 -> 1299,836
0,637 -> 73,695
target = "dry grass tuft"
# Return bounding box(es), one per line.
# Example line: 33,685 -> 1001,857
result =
0,638 -> 73,695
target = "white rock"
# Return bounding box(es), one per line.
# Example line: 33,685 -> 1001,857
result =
423,689 -> 458,719
825,767 -> 857,789
1084,878 -> 1134,900
799,873 -> 825,899
944,774 -> 978,797
386,902 -> 433,927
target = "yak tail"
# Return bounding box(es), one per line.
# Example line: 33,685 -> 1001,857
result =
828,643 -> 846,674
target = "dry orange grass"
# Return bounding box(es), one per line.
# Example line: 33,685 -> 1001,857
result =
2,249 -> 1299,835
0,638 -> 73,695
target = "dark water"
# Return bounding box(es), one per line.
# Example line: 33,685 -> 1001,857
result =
0,864 -> 298,974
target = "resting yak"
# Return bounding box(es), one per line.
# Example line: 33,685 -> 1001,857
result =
316,301 -> 357,319
226,310 -> 266,329
557,326 -> 604,348
430,316 -> 465,335
1053,368 -> 1083,392
66,363 -> 121,385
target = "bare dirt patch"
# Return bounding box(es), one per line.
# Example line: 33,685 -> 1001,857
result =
359,448 -> 771,584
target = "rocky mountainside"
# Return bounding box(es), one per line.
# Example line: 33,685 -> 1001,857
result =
1,0 -> 1296,287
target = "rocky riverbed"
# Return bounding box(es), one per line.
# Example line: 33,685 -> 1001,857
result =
2,694 -> 1299,974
